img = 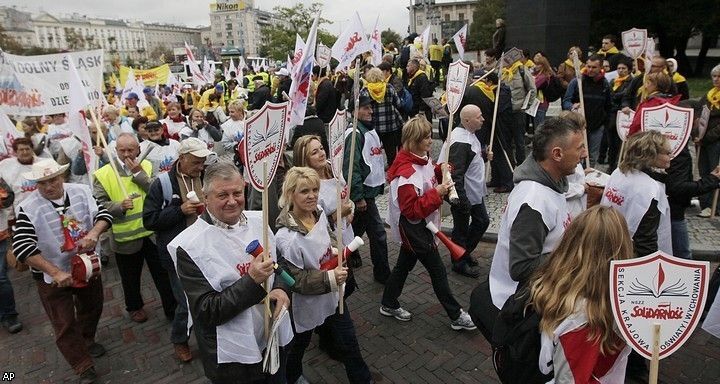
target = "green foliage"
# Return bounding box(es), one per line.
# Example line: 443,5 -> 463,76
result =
0,26 -> 60,55
467,0 -> 504,51
259,2 -> 337,61
381,29 -> 402,48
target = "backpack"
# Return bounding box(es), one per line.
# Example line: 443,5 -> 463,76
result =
491,290 -> 554,384
542,75 -> 564,102
398,87 -> 414,114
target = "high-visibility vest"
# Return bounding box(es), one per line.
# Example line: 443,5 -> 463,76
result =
94,160 -> 154,243
244,74 -> 256,92
259,71 -> 270,85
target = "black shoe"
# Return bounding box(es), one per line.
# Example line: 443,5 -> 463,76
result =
78,367 -> 97,384
87,342 -> 106,358
452,263 -> 481,278
1,316 -> 22,334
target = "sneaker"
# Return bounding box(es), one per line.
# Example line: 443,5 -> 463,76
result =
380,305 -> 412,321
78,367 -> 97,384
174,343 -> 193,362
87,342 -> 106,358
698,208 -> 712,218
129,309 -> 148,323
1,316 -> 23,334
451,310 -> 477,331
452,263 -> 481,278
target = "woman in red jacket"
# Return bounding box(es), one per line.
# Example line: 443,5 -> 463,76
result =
380,116 -> 476,330
626,71 -> 681,136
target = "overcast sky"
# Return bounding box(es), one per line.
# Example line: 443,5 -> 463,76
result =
3,0 -> 413,37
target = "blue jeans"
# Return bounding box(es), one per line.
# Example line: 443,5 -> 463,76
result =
0,239 -> 17,320
450,201 -> 490,265
671,219 -> 692,259
159,254 -> 190,344
286,303 -> 371,384
699,141 -> 720,210
351,197 -> 391,280
587,126 -> 605,167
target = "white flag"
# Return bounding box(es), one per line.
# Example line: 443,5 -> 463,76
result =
331,11 -> 369,72
286,55 -> 293,73
184,42 -> 207,85
229,58 -> 237,77
420,25 -> 431,59
121,68 -> 136,102
452,24 -> 467,60
202,56 -> 212,82
238,56 -> 247,71
288,15 -> 319,129
0,111 -> 23,160
369,16 -> 383,66
67,55 -> 96,183
291,34 -> 306,76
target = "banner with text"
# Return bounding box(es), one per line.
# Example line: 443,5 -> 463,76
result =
119,64 -> 171,87
0,49 -> 103,116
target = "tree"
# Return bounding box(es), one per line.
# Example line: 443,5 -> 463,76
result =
150,45 -> 174,65
467,0 -> 505,51
0,26 -> 24,54
381,28 -> 402,48
259,2 -> 337,61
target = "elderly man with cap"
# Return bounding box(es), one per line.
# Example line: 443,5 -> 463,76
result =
12,158 -> 113,384
93,133 -> 176,324
121,92 -> 158,120
143,137 -> 212,363
343,94 -> 392,282
273,68 -> 292,103
250,75 -> 272,111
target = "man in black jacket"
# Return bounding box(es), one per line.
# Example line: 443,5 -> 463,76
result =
169,162 -> 292,384
274,68 -> 292,103
249,76 -> 271,110
143,138 -> 211,363
313,66 -> 338,123
406,59 -> 433,121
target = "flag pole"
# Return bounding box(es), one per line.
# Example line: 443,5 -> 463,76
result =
345,59 -> 362,200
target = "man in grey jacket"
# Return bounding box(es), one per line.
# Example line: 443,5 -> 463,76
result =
505,57 -> 536,166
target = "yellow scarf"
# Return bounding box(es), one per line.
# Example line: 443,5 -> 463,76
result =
524,59 -> 535,68
564,59 -> 574,68
408,70 -> 426,87
474,82 -> 496,102
613,75 -> 629,91
708,87 -> 720,110
367,82 -> 387,103
672,72 -> 686,84
502,61 -> 524,82
601,46 -> 619,56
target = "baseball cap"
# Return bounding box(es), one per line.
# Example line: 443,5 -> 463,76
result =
178,137 -> 212,158
126,92 -> 139,100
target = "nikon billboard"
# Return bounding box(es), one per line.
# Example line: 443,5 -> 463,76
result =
210,0 -> 246,13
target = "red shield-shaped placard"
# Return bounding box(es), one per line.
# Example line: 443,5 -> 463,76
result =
641,103 -> 693,158
622,28 -> 648,59
616,109 -> 634,142
328,109 -> 347,179
445,60 -> 470,115
316,44 -> 332,68
244,101 -> 289,191
610,251 -> 709,360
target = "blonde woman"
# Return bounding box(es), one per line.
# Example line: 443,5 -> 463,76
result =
220,100 -> 246,153
275,167 -> 371,384
601,130 -> 672,256
627,72 -> 679,136
530,205 -> 633,382
557,46 -> 583,89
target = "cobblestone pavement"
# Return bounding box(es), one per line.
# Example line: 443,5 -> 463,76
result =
1,237 -> 719,383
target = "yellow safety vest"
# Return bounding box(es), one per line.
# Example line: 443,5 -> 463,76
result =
94,160 -> 154,243
260,72 -> 270,85
244,74 -> 256,92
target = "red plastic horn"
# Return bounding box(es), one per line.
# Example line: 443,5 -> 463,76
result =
425,221 -> 465,262
320,236 -> 364,271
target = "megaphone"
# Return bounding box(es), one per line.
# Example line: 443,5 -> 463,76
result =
320,236 -> 364,271
425,221 -> 465,262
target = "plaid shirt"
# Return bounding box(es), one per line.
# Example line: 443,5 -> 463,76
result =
360,85 -> 403,134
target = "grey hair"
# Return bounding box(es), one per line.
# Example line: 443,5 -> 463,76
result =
116,132 -> 138,144
712,64 -> 720,77
202,161 -> 242,194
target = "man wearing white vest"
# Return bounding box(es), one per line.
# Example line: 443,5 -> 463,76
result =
12,158 -> 112,384
470,117 -> 586,340
168,162 -> 293,384
93,133 -> 176,324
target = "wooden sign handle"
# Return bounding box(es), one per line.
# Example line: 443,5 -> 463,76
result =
649,323 -> 661,384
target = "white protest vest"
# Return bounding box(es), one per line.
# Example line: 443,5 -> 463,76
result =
438,127 -> 487,205
140,140 -> 180,175
18,184 -> 97,284
345,126 -> 385,188
318,176 -> 355,246
276,211 -> 339,333
0,158 -> 37,208
565,163 -> 587,219
387,161 -> 440,244
489,180 -> 571,309
47,123 -> 72,157
600,169 -> 672,254
180,126 -> 216,150
163,118 -> 189,138
166,211 -> 293,364
220,119 -> 245,152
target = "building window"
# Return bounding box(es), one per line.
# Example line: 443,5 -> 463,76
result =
216,32 -> 222,37
226,23 -> 233,30
458,12 -> 464,21
445,14 -> 450,21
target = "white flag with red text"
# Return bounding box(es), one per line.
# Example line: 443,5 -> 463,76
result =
288,15 -> 319,129
67,55 -> 96,183
452,24 -> 467,60
369,16 -> 383,66
331,11 -> 369,72
291,34 -> 305,76
184,42 -> 208,85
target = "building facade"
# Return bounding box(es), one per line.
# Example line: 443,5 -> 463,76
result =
208,0 -> 281,57
408,0 -> 476,41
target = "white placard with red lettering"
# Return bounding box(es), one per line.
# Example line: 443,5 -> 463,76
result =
445,60 -> 470,115
617,109 -> 635,142
622,28 -> 648,59
641,103 -> 693,158
316,44 -> 332,68
610,251 -> 709,360
328,109 -> 347,179
244,101 -> 289,191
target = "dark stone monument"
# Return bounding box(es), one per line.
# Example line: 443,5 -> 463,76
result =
505,0 -> 591,66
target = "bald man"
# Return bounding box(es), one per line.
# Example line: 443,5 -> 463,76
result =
93,133 -> 176,325
439,105 -> 493,278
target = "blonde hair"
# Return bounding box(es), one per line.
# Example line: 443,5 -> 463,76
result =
644,71 -> 672,95
364,67 -> 385,83
401,115 -> 432,153
292,135 -> 323,168
529,205 -> 633,354
227,99 -> 246,116
279,166 -> 320,216
619,130 -> 669,173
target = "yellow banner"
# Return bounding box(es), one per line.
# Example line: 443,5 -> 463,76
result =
119,64 -> 170,87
